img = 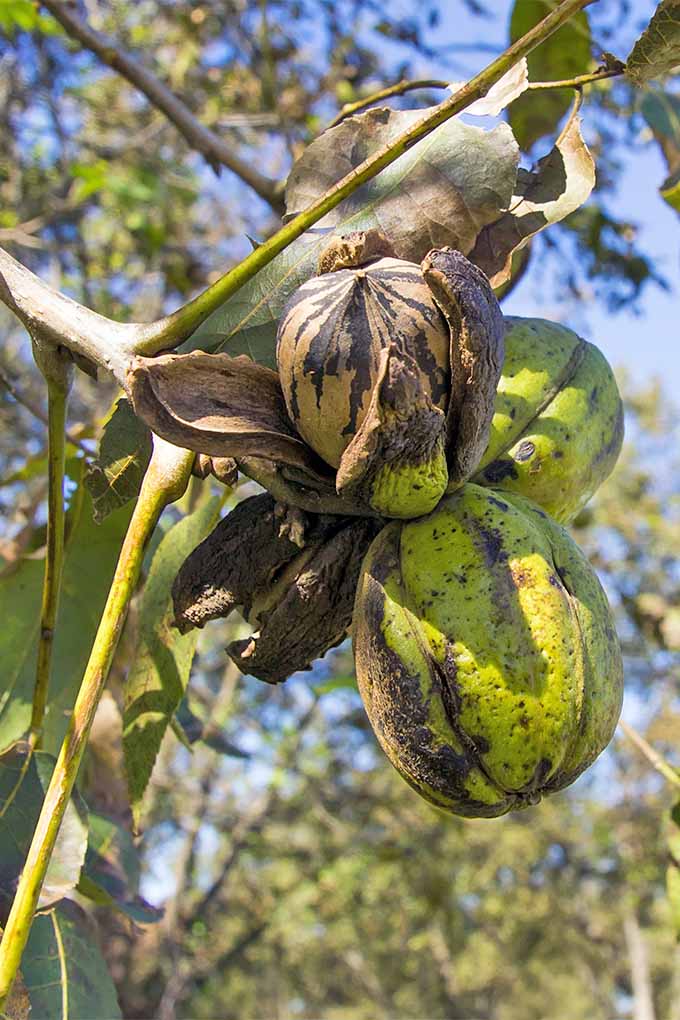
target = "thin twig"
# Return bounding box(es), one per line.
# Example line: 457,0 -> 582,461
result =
619,718 -> 680,792
327,65 -> 624,128
0,438 -> 194,1010
327,79 -> 450,129
40,0 -> 284,214
0,365 -> 91,455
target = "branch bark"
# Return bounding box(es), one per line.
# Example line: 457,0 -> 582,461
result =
40,0 -> 284,214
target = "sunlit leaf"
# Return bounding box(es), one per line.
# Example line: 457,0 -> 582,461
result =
123,496 -> 221,826
85,398 -> 152,523
627,0 -> 680,85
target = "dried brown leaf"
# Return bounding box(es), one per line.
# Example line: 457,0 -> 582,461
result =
421,248 -> 505,486
127,351 -> 329,476
469,96 -> 595,287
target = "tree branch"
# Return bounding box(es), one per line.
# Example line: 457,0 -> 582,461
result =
29,341 -> 73,747
0,363 -> 90,454
619,719 -> 680,791
40,0 -> 284,214
1,0 -> 594,377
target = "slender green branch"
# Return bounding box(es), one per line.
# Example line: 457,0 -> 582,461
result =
132,0 -> 597,354
327,79 -> 450,129
327,65 -> 624,129
0,364 -> 90,454
0,439 -> 194,1010
619,719 -> 680,792
30,384 -> 69,742
528,67 -> 624,90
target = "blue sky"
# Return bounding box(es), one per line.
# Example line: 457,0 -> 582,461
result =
410,0 -> 680,394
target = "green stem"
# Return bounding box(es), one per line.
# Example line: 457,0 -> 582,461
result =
138,0 -> 594,354
619,719 -> 680,792
30,381 -> 69,744
327,65 -> 624,128
0,439 -> 194,1010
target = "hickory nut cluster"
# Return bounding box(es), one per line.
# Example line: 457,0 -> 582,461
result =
128,230 -> 624,818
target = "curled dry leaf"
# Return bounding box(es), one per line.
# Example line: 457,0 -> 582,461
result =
421,247 -> 505,486
127,350 -> 329,476
470,95 -> 595,288
173,493 -> 382,683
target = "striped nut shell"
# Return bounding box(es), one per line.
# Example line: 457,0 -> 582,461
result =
276,248 -> 504,520
353,484 -> 623,818
472,317 -> 624,523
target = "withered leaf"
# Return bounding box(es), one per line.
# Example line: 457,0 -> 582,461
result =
470,96 -> 595,288
227,516 -> 382,684
126,351 -> 329,477
186,112 -> 519,365
173,493 -> 382,684
421,248 -> 505,486
285,109 -> 519,260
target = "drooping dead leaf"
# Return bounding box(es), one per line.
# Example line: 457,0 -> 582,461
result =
469,95 -> 595,287
173,493 -> 381,684
448,58 -> 529,117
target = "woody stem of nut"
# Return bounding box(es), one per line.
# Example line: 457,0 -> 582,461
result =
0,440 -> 194,1010
0,0 -> 593,376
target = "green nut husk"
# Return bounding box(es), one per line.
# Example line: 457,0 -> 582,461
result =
472,317 -> 624,523
353,483 -> 623,818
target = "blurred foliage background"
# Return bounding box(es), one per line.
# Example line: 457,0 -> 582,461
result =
1,1 -> 680,1018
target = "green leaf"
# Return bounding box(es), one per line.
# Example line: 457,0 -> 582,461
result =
509,0 -> 592,150
78,812 -> 162,923
185,112 -> 519,365
85,398 -> 152,523
640,88 -> 680,215
123,497 -> 221,825
0,478 -> 133,755
0,745 -> 88,914
627,1 -> 680,85
0,1 -> 38,36
22,901 -> 121,1019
